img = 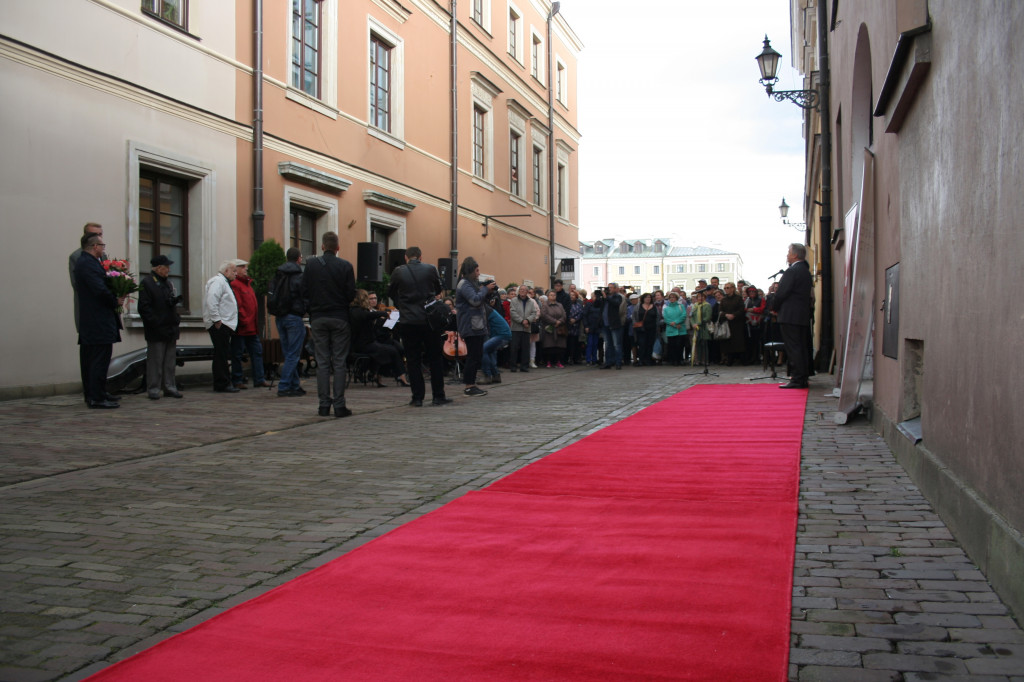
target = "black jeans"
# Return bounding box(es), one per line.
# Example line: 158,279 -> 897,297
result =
208,324 -> 233,390
463,335 -> 485,386
399,323 -> 446,401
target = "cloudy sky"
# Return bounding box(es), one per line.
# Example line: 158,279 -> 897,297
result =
563,0 -> 811,287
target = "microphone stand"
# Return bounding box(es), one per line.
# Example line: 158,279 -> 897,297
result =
683,320 -> 718,378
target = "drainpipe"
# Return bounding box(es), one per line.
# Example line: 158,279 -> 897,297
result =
546,2 -> 560,288
815,0 -> 834,371
252,0 -> 265,250
449,0 -> 459,269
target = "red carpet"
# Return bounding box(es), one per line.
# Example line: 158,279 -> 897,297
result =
88,385 -> 806,681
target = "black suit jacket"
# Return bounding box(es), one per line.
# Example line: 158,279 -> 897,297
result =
388,259 -> 442,326
773,260 -> 812,326
74,252 -> 122,345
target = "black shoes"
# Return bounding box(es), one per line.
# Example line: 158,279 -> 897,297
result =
88,400 -> 119,409
335,406 -> 352,418
216,386 -> 240,393
409,399 -> 424,407
318,406 -> 331,416
464,386 -> 487,397
164,391 -> 183,399
431,397 -> 453,406
779,382 -> 808,389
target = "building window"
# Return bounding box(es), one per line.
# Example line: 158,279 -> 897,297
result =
472,0 -> 484,26
634,265 -> 641,275
556,162 -> 566,217
675,264 -> 685,273
532,145 -> 543,205
510,130 -> 521,196
653,265 -> 660,275
142,0 -> 187,31
717,263 -> 726,272
289,205 -> 318,261
593,266 -> 599,276
531,32 -> 543,81
473,106 -> 486,178
508,6 -> 522,61
698,263 -> 707,273
139,170 -> 189,306
618,266 -> 625,276
556,59 -> 566,104
290,0 -> 322,98
370,34 -> 392,132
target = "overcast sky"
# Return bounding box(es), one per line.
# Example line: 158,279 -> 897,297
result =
564,0 -> 811,287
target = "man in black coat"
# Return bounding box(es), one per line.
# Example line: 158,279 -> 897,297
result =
74,233 -> 124,408
138,254 -> 182,400
387,246 -> 450,407
772,243 -> 814,389
301,231 -> 356,418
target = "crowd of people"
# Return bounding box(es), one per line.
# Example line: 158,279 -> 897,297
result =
71,221 -> 814,412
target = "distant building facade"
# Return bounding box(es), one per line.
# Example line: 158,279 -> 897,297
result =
580,240 -> 742,294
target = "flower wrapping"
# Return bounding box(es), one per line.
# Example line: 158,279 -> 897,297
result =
102,259 -> 140,313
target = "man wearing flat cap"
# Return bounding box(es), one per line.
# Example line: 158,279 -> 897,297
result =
138,254 -> 183,399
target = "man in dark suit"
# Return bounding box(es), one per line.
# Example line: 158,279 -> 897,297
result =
387,246 -> 451,407
773,243 -> 813,389
69,222 -> 104,333
74,233 -> 125,408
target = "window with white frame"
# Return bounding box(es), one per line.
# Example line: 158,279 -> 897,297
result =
367,18 -> 404,144
508,4 -> 523,62
509,130 -> 522,196
593,266 -> 599,276
508,105 -> 527,199
292,0 -> 322,98
471,75 -> 499,184
618,266 -> 625,275
674,264 -> 685,273
653,265 -> 660,275
471,0 -> 491,32
284,185 -> 339,264
717,263 -> 726,272
142,0 -> 187,32
556,143 -> 571,219
530,31 -> 543,82
633,265 -> 641,275
555,57 -> 567,105
286,0 -> 337,113
129,142 -> 215,318
698,263 -> 707,272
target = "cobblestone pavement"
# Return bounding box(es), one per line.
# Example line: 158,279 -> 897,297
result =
0,364 -> 1020,681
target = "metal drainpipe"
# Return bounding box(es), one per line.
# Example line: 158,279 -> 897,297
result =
815,0 -> 834,371
546,3 -> 559,288
252,0 -> 265,251
449,0 -> 459,270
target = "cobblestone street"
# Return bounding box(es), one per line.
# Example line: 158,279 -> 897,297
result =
0,365 -> 1020,681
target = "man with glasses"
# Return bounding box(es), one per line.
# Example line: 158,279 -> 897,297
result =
74,233 -> 125,408
69,222 -> 104,333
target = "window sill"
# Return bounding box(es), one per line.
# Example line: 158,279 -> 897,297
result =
532,205 -> 548,217
286,88 -> 339,119
368,126 -> 406,150
472,177 -> 495,192
509,195 -> 528,208
141,9 -> 201,41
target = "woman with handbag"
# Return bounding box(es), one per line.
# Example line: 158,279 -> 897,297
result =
717,282 -> 748,366
538,289 -> 568,368
455,257 -> 496,396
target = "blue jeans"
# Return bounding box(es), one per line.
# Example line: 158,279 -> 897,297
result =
482,335 -> 509,376
231,334 -> 265,385
275,314 -> 305,392
585,331 -> 601,363
602,327 -> 623,367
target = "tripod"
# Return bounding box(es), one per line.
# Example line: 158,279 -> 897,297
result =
683,325 -> 718,378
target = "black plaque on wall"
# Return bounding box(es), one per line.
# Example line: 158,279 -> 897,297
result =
882,263 -> 900,359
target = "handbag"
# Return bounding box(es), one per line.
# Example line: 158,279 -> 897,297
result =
713,317 -> 731,340
555,321 -> 569,337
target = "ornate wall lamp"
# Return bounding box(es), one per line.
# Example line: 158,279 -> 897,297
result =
778,198 -> 806,230
756,36 -> 819,110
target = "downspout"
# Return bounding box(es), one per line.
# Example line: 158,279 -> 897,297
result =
815,0 -> 835,371
252,0 -> 265,250
546,2 -> 560,288
449,0 -> 459,269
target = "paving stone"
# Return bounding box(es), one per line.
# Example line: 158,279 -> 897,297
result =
862,653 -> 968,674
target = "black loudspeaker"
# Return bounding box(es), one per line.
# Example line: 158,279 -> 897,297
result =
357,242 -> 385,282
437,258 -> 454,290
387,249 -> 406,275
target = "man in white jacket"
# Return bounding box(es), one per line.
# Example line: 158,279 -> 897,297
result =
203,260 -> 239,392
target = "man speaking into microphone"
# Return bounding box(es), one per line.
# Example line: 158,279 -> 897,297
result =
772,243 -> 813,389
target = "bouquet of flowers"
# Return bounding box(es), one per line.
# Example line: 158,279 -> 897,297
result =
102,259 -> 140,313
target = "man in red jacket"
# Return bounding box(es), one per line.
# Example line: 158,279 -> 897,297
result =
230,259 -> 269,389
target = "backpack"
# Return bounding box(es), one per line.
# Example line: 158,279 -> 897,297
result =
266,271 -> 291,317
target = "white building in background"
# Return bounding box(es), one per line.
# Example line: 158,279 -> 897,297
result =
580,239 -> 743,294
0,2 -> 241,398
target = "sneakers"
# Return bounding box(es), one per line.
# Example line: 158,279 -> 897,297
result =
529,361 -> 537,369
478,375 -> 492,385
464,386 -> 488,397
545,362 -> 552,368
556,362 -> 565,368
491,374 -> 502,383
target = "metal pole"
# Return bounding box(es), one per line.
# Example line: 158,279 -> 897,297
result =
252,0 -> 265,250
449,0 -> 459,269
815,0 -> 834,371
546,3 -> 559,288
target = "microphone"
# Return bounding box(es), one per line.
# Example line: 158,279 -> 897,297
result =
768,269 -> 785,279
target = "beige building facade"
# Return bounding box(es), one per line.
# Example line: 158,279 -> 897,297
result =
0,0 -> 581,398
791,0 -> 1024,615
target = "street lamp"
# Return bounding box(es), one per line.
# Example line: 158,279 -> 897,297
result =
778,197 -> 806,230
755,36 -> 819,110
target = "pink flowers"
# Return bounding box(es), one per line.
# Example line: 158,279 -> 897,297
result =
102,258 -> 140,313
